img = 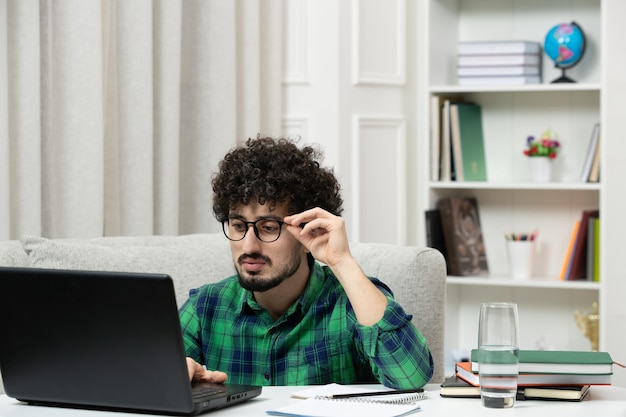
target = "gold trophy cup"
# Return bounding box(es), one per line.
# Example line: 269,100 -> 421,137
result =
575,302 -> 599,351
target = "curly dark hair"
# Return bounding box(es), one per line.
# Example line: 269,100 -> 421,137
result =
212,135 -> 344,222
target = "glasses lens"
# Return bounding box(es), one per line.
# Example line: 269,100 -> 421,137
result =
255,219 -> 282,242
223,219 -> 244,241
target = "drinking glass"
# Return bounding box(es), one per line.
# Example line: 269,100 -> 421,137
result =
478,302 -> 520,408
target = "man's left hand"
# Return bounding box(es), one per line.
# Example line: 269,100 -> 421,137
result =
284,207 -> 351,268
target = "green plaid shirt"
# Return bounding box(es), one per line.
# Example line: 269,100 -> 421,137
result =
179,262 -> 433,389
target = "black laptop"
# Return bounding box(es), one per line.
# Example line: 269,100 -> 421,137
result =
0,266 -> 262,415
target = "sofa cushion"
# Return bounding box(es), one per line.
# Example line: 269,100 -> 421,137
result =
20,234 -> 235,307
0,240 -> 29,267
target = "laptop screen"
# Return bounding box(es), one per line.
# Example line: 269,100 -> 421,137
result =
0,267 -> 261,415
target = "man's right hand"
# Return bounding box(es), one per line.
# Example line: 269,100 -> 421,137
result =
186,357 -> 228,383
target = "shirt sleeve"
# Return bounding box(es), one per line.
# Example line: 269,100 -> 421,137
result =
178,293 -> 205,364
354,292 -> 434,390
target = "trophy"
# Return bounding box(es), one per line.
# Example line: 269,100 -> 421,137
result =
575,302 -> 599,351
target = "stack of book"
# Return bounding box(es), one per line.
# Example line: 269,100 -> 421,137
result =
429,96 -> 488,183
440,375 -> 591,401
560,209 -> 600,281
441,349 -> 616,401
457,40 -> 542,86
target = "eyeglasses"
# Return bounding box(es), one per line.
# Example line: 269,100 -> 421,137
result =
222,218 -> 286,242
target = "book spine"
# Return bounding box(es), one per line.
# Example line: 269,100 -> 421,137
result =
593,218 -> 600,282
457,103 -> 487,181
437,198 -> 459,275
588,131 -> 601,182
430,95 -> 442,181
457,54 -> 540,67
580,123 -> 600,182
560,221 -> 580,280
457,66 -> 540,77
569,210 -> 600,280
424,209 -> 448,268
450,104 -> 464,181
458,41 -> 541,55
440,99 -> 454,182
586,216 -> 595,281
457,76 -> 541,86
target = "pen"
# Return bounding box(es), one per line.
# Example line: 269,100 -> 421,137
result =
530,229 -> 539,241
505,231 -> 538,241
324,388 -> 424,399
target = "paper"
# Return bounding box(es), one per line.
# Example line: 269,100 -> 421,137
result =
290,383 -> 379,399
267,384 -> 424,417
267,397 -> 421,417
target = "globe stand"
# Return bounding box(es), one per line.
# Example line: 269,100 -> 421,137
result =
551,67 -> 576,83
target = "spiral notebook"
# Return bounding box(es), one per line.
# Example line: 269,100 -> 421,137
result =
266,384 -> 427,417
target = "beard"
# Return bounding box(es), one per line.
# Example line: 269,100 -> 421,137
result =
236,251 -> 302,292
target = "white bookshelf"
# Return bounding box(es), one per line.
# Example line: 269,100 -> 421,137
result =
429,181 -> 601,191
446,276 -> 601,291
416,0 -> 609,374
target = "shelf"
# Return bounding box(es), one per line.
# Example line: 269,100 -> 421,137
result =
446,276 -> 600,291
429,182 -> 601,191
430,84 -> 601,94
421,0 -> 605,360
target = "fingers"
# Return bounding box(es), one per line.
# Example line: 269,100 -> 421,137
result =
186,357 -> 228,384
200,369 -> 228,384
284,208 -> 353,268
284,207 -> 341,236
284,207 -> 325,226
284,213 -> 331,246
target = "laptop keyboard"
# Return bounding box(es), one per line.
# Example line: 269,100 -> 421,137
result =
192,385 -> 224,400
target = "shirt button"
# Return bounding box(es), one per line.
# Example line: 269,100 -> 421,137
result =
264,373 -> 270,380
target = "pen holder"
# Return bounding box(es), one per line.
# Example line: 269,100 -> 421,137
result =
506,240 -> 534,280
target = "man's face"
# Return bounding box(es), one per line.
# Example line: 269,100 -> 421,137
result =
227,202 -> 308,292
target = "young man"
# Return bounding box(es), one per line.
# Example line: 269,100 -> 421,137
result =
180,136 -> 434,389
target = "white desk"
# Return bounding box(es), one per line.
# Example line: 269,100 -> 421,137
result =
1,384 -> 625,416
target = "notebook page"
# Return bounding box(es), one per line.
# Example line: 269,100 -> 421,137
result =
290,383 -> 375,399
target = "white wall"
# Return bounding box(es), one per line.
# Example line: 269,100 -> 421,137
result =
281,0 -> 416,245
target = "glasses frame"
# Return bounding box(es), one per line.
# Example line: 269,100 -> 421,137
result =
221,218 -> 286,243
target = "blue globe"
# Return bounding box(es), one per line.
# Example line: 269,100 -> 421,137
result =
544,22 -> 585,69
544,22 -> 586,83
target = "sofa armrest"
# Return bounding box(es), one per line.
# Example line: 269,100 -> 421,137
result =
351,243 -> 446,384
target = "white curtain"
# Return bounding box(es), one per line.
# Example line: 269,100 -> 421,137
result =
0,0 -> 283,240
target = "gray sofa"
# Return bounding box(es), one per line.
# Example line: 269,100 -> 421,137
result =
0,234 -> 446,394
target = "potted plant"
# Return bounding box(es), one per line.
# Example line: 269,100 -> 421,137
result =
524,130 -> 560,181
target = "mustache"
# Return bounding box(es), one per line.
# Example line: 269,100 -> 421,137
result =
237,253 -> 272,266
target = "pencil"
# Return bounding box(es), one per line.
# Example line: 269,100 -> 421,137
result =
325,388 -> 424,399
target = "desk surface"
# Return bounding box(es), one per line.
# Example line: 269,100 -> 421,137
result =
1,384 -> 625,416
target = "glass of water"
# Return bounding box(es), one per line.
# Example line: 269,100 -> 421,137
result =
478,302 -> 519,409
